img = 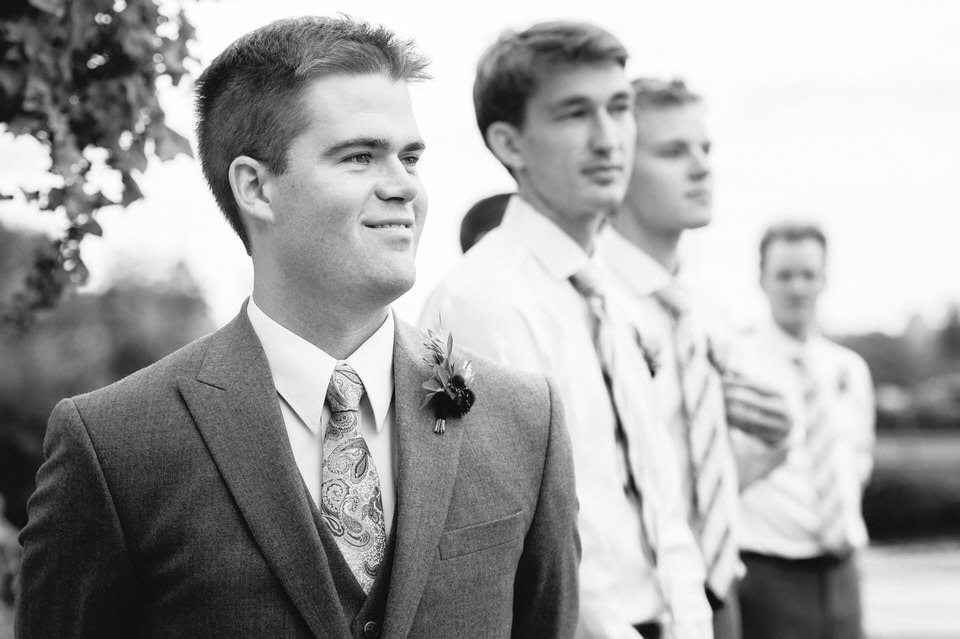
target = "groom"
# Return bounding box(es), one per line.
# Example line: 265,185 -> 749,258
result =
15,16 -> 579,639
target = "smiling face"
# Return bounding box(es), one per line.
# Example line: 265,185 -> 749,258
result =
260,73 -> 427,313
760,237 -> 827,338
490,61 -> 635,248
623,102 -> 712,238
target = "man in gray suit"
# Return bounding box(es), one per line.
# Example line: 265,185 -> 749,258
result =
15,16 -> 579,639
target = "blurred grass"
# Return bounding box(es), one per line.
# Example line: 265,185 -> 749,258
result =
862,541 -> 960,639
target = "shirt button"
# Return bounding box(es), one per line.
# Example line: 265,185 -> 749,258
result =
363,621 -> 380,638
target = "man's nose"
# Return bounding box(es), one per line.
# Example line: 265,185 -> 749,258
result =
376,158 -> 420,202
689,147 -> 710,180
589,110 -> 618,154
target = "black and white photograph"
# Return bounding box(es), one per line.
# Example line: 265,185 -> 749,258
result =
1,1 -> 958,637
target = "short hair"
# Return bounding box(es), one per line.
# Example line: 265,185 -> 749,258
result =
194,16 -> 430,254
759,220 -> 828,271
632,77 -> 701,112
473,21 -> 628,146
459,193 -> 512,252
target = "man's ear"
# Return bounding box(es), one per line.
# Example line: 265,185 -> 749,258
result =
229,155 -> 276,225
485,121 -> 525,174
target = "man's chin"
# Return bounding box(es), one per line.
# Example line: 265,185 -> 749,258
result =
375,272 -> 416,306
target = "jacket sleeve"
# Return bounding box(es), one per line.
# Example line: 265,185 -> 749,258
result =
511,376 -> 581,639
16,399 -> 140,639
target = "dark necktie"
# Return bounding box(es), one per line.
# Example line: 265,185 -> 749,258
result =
321,362 -> 386,593
570,267 -> 659,570
655,283 -> 736,600
794,353 -> 849,553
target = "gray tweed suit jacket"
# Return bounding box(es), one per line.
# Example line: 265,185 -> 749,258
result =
16,308 -> 579,638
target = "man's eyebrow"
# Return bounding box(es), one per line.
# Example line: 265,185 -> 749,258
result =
322,137 -> 426,158
322,137 -> 390,158
549,90 -> 631,112
401,140 -> 426,154
549,96 -> 594,111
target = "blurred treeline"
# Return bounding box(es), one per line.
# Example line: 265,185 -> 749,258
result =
838,309 -> 960,431
0,222 -> 214,529
837,318 -> 960,542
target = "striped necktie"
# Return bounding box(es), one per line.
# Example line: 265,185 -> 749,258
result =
570,267 -> 660,571
794,353 -> 849,553
321,362 -> 387,593
655,283 -> 737,601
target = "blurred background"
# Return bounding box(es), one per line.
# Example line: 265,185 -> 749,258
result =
1,0 -> 958,636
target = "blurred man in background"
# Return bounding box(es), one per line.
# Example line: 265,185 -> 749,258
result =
734,221 -> 875,639
422,22 -> 712,639
459,192 -> 511,252
598,78 -> 792,639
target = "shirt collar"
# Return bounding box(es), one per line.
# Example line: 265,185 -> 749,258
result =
502,195 -> 592,281
596,226 -> 673,297
760,316 -> 824,361
247,298 -> 395,434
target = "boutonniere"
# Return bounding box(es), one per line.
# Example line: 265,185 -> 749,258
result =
837,367 -> 849,395
633,327 -> 661,378
421,330 -> 476,434
706,334 -> 729,377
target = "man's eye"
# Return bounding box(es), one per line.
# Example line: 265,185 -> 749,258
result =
345,153 -> 372,165
658,145 -> 685,158
402,154 -> 421,167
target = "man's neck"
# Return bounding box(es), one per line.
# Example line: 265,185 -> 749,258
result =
518,187 -> 604,255
252,284 -> 390,360
612,210 -> 682,274
774,317 -> 813,343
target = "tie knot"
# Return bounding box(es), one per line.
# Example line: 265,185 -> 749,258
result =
654,282 -> 691,318
570,267 -> 605,303
326,362 -> 365,413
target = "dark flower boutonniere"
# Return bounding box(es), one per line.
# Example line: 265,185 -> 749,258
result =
706,334 -> 730,377
633,327 -> 661,378
422,330 -> 476,434
837,367 -> 849,395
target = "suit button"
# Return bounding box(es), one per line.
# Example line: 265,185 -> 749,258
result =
363,621 -> 380,637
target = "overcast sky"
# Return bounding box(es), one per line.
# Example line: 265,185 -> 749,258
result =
2,0 -> 958,335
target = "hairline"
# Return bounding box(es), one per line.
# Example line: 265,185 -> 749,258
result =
760,224 -> 828,272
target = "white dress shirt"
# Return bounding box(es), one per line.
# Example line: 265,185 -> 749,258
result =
420,197 -> 711,639
598,227 -> 740,536
732,320 -> 875,558
247,299 -> 397,536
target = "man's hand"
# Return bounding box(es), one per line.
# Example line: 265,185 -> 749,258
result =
722,372 -> 792,446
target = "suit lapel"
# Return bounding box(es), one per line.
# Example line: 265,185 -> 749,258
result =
383,319 -> 465,637
177,308 -> 351,639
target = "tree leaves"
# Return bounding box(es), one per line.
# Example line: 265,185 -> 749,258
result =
0,0 -> 198,324
27,0 -> 66,19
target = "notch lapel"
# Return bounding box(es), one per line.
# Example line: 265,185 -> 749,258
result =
382,319 -> 466,637
177,309 -> 351,639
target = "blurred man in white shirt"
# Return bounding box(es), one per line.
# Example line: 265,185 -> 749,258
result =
421,23 -> 712,639
598,78 -> 792,639
734,221 -> 875,639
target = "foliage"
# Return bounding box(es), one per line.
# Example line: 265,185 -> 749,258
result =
0,0 -> 196,324
0,225 -> 214,529
836,313 -> 960,430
